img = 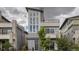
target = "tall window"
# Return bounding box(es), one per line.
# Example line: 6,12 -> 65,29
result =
36,25 -> 38,32
36,17 -> 39,24
30,25 -> 32,32
0,29 -> 2,34
33,13 -> 35,16
29,11 -> 40,33
30,18 -> 32,24
30,13 -> 32,16
37,12 -> 39,16
33,25 -> 35,32
0,28 -> 12,34
33,17 -> 35,24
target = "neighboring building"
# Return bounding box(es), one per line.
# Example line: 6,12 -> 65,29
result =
41,19 -> 59,50
0,15 -> 27,50
24,31 -> 28,50
26,7 -> 44,50
60,16 -> 79,44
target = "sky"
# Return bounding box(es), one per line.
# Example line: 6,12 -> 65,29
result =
0,7 -> 27,26
0,7 -> 79,30
43,7 -> 76,26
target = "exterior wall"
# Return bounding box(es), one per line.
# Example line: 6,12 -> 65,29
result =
12,20 -> 25,50
16,27 -> 25,50
60,16 -> 79,44
27,33 -> 39,50
24,32 -> 28,49
71,26 -> 79,44
26,8 -> 43,50
0,17 -> 26,50
11,20 -> 18,50
41,20 -> 59,39
41,20 -> 59,50
45,27 -> 59,38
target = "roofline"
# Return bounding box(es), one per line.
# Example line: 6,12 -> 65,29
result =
1,15 -> 28,34
26,7 -> 43,12
1,16 -> 11,23
60,18 -> 68,29
24,31 -> 28,34
60,15 -> 79,29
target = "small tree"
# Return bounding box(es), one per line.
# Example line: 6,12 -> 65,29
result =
56,33 -> 79,51
2,40 -> 12,51
38,26 -> 51,51
56,34 -> 74,51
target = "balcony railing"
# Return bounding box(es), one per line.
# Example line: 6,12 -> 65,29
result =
0,33 -> 12,39
45,33 -> 57,38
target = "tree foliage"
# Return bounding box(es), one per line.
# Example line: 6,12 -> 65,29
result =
2,40 -> 12,50
56,34 -> 74,51
38,26 -> 51,51
56,34 -> 79,51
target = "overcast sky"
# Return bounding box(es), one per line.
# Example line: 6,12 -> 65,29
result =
0,7 -> 79,30
43,7 -> 79,26
0,7 -> 27,27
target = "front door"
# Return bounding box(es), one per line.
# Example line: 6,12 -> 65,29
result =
28,40 -> 35,50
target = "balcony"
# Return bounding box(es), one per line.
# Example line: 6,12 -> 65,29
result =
0,23 -> 12,27
45,33 -> 57,38
0,34 -> 11,39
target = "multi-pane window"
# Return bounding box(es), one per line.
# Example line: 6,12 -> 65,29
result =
0,28 -> 12,34
0,29 -> 2,34
30,18 -> 32,24
46,28 -> 55,33
33,13 -> 35,16
7,30 -> 12,33
37,12 -> 38,16
33,25 -> 35,32
36,17 -> 39,24
33,17 -> 35,24
30,25 -> 32,32
51,29 -> 54,33
46,28 -> 49,33
36,25 -> 38,32
30,13 -> 32,16
29,11 -> 40,33
3,29 -> 7,34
